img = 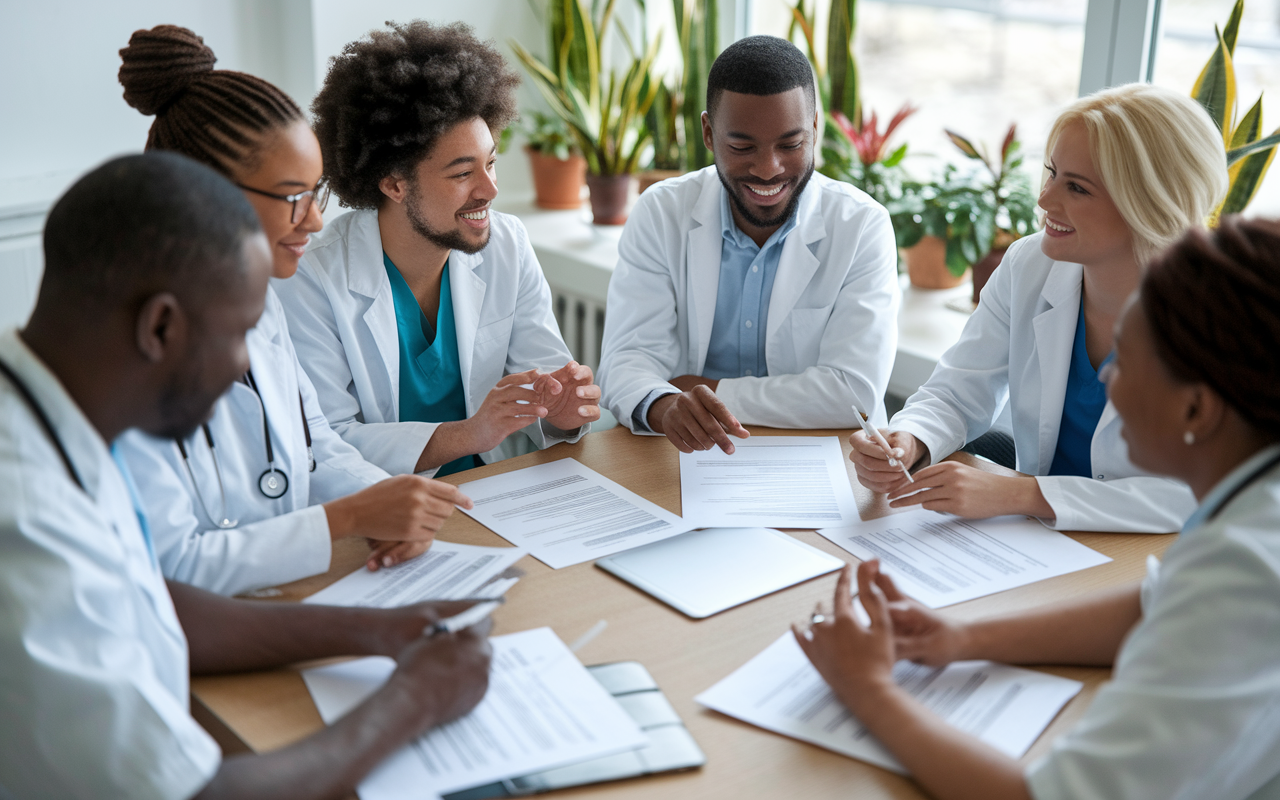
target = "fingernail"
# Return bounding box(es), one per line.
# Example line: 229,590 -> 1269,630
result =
383,556 -> 393,567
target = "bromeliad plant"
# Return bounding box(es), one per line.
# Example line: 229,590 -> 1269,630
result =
821,104 -> 916,204
512,0 -> 662,177
890,125 -> 1038,277
1190,0 -> 1280,218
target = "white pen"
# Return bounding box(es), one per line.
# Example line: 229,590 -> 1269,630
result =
424,599 -> 504,637
852,404 -> 915,484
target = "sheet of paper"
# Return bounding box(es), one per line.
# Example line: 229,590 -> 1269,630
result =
303,541 -> 526,608
696,633 -> 1081,775
817,508 -> 1112,608
304,627 -> 649,800
678,437 -> 861,528
457,458 -> 694,569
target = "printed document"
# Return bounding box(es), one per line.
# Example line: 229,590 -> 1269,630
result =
458,458 -> 694,568
303,541 -> 525,608
817,508 -> 1111,608
304,627 -> 648,800
679,437 -> 861,528
696,633 -> 1081,774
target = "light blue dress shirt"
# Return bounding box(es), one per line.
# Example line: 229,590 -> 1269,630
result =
632,188 -> 798,430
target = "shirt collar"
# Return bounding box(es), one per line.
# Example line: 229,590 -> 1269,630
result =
719,185 -> 799,252
1183,442 -> 1280,531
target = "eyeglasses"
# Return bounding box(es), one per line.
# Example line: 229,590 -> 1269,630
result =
236,182 -> 331,224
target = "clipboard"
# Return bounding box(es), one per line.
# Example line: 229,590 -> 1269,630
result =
442,661 -> 704,798
595,527 -> 845,618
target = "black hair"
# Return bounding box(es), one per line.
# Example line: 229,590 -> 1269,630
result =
706,35 -> 816,120
311,20 -> 521,209
39,152 -> 262,310
1142,215 -> 1280,441
119,24 -> 303,176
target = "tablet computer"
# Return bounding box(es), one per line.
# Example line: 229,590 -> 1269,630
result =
596,527 -> 844,619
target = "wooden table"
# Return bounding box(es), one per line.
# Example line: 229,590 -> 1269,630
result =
191,426 -> 1175,799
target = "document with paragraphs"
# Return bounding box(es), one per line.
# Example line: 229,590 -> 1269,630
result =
303,541 -> 525,608
304,627 -> 649,800
817,508 -> 1111,608
696,633 -> 1081,774
457,458 -> 694,568
679,437 -> 861,528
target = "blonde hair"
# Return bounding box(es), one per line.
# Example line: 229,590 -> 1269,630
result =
1046,83 -> 1228,265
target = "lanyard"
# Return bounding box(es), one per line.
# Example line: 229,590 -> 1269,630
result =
0,357 -> 85,492
1207,449 -> 1280,523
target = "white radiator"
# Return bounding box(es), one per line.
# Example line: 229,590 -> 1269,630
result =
550,288 -> 607,371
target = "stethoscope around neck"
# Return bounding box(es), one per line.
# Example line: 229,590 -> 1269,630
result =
175,370 -> 314,529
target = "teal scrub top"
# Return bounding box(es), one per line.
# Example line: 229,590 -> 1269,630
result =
383,253 -> 481,477
1049,299 -> 1115,479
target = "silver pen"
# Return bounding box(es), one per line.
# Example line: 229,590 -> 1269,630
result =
424,598 -> 504,637
853,404 -> 914,484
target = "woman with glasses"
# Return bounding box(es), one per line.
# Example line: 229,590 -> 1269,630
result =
114,25 -> 470,596
850,84 -> 1227,533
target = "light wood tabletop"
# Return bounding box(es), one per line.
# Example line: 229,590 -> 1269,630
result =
190,426 -> 1175,799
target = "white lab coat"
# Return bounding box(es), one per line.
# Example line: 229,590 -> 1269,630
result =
889,233 -> 1195,533
274,209 -> 587,477
598,167 -> 900,431
1026,444 -> 1280,800
0,330 -> 220,799
116,288 -> 390,596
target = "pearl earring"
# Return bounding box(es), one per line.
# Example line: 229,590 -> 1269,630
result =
1184,431 -> 1196,446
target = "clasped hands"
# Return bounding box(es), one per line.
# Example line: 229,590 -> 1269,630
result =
470,361 -> 602,449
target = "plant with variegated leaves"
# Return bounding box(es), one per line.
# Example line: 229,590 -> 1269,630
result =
820,104 -> 916,205
1190,0 -> 1280,218
787,0 -> 860,124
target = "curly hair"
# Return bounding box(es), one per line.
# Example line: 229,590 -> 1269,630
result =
312,20 -> 521,209
119,24 -> 302,177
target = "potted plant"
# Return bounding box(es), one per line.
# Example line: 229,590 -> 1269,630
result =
522,111 -> 587,209
821,104 -> 916,205
512,0 -> 661,225
890,125 -> 1037,299
1189,0 -> 1279,219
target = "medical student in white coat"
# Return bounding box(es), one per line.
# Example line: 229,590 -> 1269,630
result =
0,151 -> 492,800
275,22 -> 600,478
851,84 -> 1227,533
114,27 -> 470,596
598,36 -> 899,454
796,216 -> 1280,800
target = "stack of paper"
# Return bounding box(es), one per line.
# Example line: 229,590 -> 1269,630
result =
304,627 -> 649,800
304,541 -> 526,607
817,508 -> 1111,608
678,437 -> 861,528
696,633 -> 1082,774
458,459 -> 695,568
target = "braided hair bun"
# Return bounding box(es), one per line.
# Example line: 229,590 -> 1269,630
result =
119,25 -> 216,116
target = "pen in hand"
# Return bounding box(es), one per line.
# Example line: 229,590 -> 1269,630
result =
424,598 -> 504,637
853,405 -> 915,484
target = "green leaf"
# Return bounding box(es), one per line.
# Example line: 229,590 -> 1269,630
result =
882,142 -> 908,167
945,129 -> 983,161
1191,26 -> 1237,141
1222,0 -> 1243,54
826,0 -> 858,120
944,235 -> 971,277
1227,131 -> 1280,165
1222,141 -> 1278,215
1231,96 -> 1264,149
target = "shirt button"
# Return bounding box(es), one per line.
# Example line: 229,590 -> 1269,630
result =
752,265 -> 759,273
1096,474 -> 1104,479
745,320 -> 753,328
745,369 -> 753,376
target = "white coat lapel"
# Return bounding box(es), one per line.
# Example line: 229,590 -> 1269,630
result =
348,212 -> 402,419
449,250 -> 487,415
765,183 -> 823,347
688,175 -> 723,374
1031,261 -> 1083,473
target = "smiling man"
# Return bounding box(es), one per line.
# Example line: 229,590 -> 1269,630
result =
598,36 -> 900,453
276,21 -> 599,478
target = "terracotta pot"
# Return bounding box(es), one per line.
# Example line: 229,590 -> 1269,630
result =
971,246 -> 1008,305
638,168 -> 683,193
586,173 -> 634,225
904,235 -> 968,289
525,145 -> 586,210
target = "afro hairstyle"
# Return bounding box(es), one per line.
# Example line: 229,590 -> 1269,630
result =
312,20 -> 520,209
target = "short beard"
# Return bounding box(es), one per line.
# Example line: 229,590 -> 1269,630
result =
717,159 -> 815,229
405,177 -> 490,255
153,358 -> 222,441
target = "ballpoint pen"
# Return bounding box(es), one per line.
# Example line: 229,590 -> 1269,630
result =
852,404 -> 915,484
424,598 -> 505,637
